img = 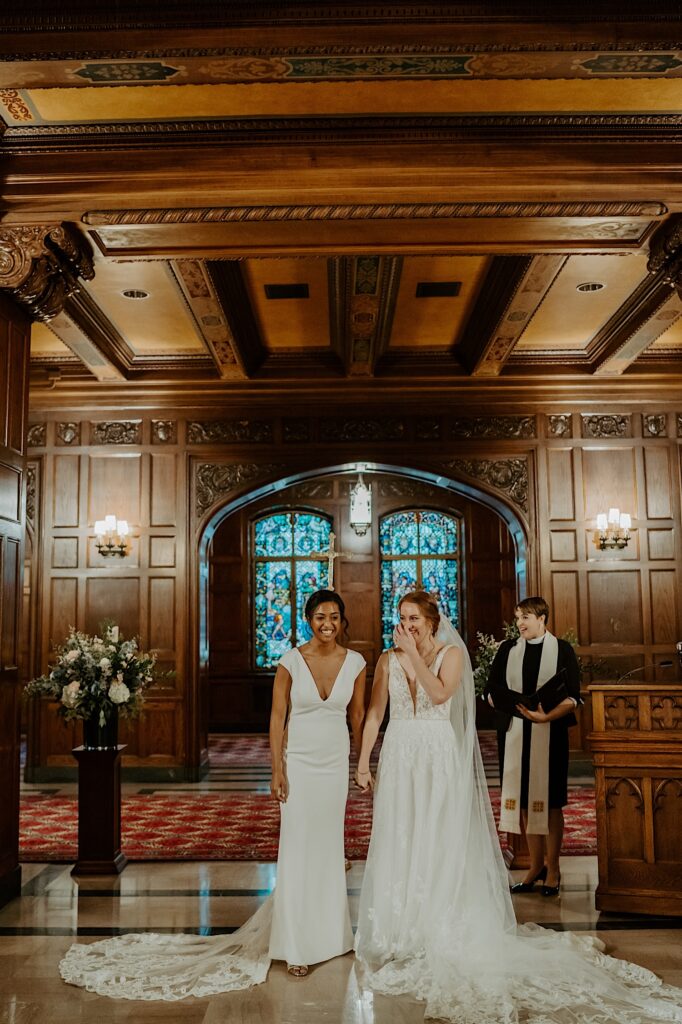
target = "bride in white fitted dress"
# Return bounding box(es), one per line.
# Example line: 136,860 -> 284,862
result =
59,589 -> 366,999
354,590 -> 682,1024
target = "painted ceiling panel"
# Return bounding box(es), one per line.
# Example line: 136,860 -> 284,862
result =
7,77 -> 682,126
647,315 -> 682,350
82,256 -> 206,355
390,256 -> 490,348
516,253 -> 650,351
31,323 -> 73,357
243,258 -> 330,349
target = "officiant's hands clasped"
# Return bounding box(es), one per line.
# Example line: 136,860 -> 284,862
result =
517,702 -> 550,723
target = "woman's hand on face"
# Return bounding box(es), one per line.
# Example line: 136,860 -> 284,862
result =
517,703 -> 550,724
354,768 -> 374,792
393,623 -> 418,657
271,767 -> 289,803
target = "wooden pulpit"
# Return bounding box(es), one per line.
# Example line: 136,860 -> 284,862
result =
589,683 -> 682,916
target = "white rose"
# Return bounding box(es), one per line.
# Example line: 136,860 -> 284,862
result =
99,657 -> 112,675
108,680 -> 131,705
61,680 -> 80,707
65,649 -> 80,663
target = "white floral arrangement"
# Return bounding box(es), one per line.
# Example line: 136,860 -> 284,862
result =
24,623 -> 156,726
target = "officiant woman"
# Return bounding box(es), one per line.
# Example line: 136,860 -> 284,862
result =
485,596 -> 581,897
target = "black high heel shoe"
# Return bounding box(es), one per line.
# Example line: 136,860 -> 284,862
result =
510,865 -> 547,894
541,872 -> 561,897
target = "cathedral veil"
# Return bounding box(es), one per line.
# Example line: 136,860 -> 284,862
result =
436,614 -> 516,935
356,615 -> 682,1024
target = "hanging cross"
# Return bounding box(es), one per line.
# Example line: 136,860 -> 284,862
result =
310,531 -> 341,589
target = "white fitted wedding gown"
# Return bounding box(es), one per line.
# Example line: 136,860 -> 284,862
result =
59,645 -> 364,1000
355,637 -> 682,1024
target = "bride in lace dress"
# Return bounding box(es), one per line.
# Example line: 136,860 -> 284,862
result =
354,590 -> 682,1024
59,589 -> 366,999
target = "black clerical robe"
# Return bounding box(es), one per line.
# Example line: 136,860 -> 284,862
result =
485,638 -> 581,809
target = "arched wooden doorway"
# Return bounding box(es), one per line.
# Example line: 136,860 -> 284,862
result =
197,464 -> 528,736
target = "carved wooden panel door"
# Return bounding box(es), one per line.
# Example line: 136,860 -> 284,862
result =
0,294 -> 30,907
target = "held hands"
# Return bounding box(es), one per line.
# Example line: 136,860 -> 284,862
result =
271,767 -> 289,803
354,767 -> 374,792
517,702 -> 550,724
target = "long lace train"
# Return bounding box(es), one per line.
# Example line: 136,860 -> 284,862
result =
59,895 -> 273,1000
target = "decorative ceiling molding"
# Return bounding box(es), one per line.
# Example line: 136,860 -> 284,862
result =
170,260 -> 243,379
204,261 -> 266,378
456,255 -> 532,375
3,3 -> 682,33
0,223 -> 94,322
61,287 -> 131,380
589,268 -> 682,376
8,116 -> 682,155
473,255 -> 567,377
84,201 -> 666,227
329,256 -> 403,376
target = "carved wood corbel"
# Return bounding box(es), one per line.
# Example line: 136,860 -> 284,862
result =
647,214 -> 682,291
0,223 -> 94,322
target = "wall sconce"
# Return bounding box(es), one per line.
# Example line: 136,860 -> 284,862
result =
94,514 -> 129,557
596,508 -> 631,550
349,467 -> 372,536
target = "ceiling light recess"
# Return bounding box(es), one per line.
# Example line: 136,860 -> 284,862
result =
576,282 -> 605,293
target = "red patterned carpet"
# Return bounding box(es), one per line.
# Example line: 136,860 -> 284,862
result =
20,732 -> 594,862
209,732 -> 500,768
19,786 -> 596,863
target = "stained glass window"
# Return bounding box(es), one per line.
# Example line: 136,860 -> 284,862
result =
254,511 -> 332,668
379,509 -> 461,649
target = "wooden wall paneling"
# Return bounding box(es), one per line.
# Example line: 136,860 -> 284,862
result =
0,294 -> 29,907
52,454 -> 80,528
85,576 -> 140,640
587,570 -> 643,645
88,454 -> 141,535
649,570 -> 678,645
551,571 -> 580,639
648,529 -> 675,561
549,531 -> 577,562
48,577 -> 78,648
148,577 -> 176,656
150,453 -> 177,527
52,537 -> 79,569
643,447 -> 673,520
546,448 -> 575,521
581,447 -> 637,524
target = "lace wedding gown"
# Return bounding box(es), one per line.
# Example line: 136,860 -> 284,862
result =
59,645 -> 364,1000
355,643 -> 682,1024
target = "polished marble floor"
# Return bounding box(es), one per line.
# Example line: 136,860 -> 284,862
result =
2,856 -> 682,1023
6,740 -> 681,1022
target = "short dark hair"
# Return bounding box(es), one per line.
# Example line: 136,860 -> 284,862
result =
515,596 -> 550,624
304,589 -> 349,633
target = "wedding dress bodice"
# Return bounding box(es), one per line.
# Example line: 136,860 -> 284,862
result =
388,648 -> 452,720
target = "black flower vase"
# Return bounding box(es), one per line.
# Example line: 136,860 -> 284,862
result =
82,709 -> 119,750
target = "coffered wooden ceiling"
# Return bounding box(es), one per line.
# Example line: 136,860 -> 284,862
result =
4,2 -> 682,399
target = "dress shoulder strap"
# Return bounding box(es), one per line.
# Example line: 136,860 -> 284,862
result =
433,644 -> 454,672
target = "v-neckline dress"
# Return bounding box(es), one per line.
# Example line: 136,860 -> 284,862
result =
268,645 -> 364,966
